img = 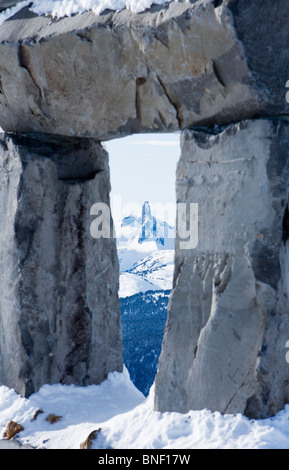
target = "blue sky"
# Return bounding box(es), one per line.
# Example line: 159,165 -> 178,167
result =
105,133 -> 181,214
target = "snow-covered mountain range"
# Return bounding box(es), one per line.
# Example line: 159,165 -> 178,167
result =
116,201 -> 175,298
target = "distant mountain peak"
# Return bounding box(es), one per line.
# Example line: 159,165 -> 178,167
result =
141,201 -> 152,220
117,201 -> 175,292
117,201 -> 175,262
139,201 -> 166,246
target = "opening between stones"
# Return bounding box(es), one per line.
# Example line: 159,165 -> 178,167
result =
105,133 -> 180,396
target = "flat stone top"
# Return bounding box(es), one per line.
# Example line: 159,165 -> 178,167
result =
0,1 -> 195,42
0,0 -> 288,139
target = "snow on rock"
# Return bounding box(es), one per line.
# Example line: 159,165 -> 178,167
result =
0,1 -> 31,25
0,0 -> 179,24
31,0 -> 175,17
0,367 -> 144,449
99,388 -> 289,449
1,371 -> 289,449
0,0 -> 264,140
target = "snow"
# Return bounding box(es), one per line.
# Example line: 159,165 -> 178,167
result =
32,0 -> 173,17
119,254 -> 173,296
100,388 -> 289,450
120,250 -> 174,296
120,272 -> 160,298
0,367 -> 144,449
0,1 -> 31,25
0,0 -> 181,25
116,202 -> 175,297
1,368 -> 289,449
118,248 -> 174,297
1,1 -> 286,449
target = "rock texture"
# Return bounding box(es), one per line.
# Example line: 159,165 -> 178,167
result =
0,0 -> 285,139
80,428 -> 102,449
0,439 -> 34,449
4,421 -> 24,440
0,134 -> 122,397
0,1 -> 22,11
155,118 -> 289,419
0,0 -> 289,419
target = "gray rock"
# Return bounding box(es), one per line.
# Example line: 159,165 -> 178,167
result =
154,118 -> 289,419
227,0 -> 289,118
0,439 -> 34,449
0,1 -> 22,12
0,0 -> 276,139
0,134 -> 123,397
0,0 -> 288,420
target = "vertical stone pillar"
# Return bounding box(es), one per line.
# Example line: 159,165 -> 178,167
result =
155,118 -> 289,419
0,133 -> 123,397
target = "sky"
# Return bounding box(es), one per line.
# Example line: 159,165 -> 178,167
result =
105,133 -> 180,223
105,133 -> 180,206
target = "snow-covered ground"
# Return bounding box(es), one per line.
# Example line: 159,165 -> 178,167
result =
1,367 -> 289,449
0,0 -> 181,25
